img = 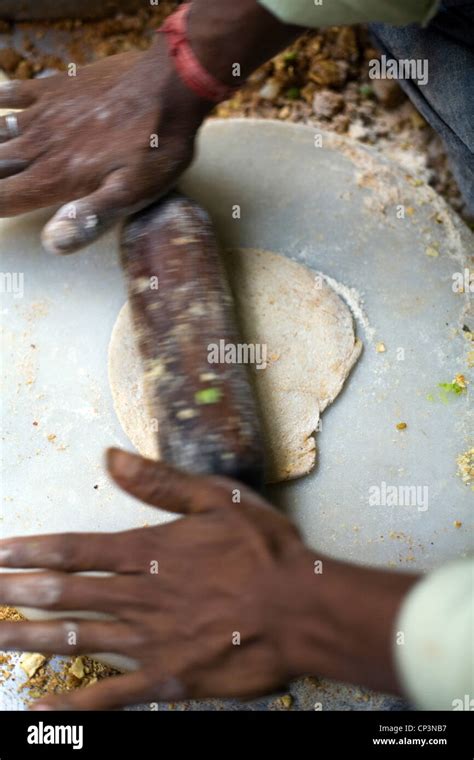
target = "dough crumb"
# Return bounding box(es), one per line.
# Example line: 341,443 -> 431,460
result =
456,448 -> 473,485
69,657 -> 85,680
19,653 -> 46,678
273,694 -> 293,710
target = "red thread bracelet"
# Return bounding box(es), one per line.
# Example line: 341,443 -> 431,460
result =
158,3 -> 236,104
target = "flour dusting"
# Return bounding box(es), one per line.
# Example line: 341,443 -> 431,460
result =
316,271 -> 375,343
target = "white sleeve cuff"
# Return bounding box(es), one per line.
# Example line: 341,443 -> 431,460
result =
258,0 -> 440,28
394,558 -> 474,710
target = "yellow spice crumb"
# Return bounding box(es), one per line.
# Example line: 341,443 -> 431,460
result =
276,694 -> 293,709
456,448 -> 474,485
19,653 -> 46,679
69,657 -> 85,680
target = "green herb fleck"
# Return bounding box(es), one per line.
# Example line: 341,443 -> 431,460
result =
359,84 -> 374,98
283,51 -> 298,63
438,381 -> 465,396
285,87 -> 300,100
195,388 -> 222,405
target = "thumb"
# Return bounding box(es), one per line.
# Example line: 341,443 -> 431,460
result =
106,448 -> 220,515
41,169 -> 133,254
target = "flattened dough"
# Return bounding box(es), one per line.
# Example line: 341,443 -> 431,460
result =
108,248 -> 362,482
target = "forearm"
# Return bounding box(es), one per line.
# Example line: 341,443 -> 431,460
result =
279,551 -> 419,695
188,0 -> 303,88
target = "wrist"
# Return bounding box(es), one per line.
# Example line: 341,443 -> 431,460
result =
274,550 -> 418,695
158,4 -> 238,106
155,1 -> 300,110
188,0 -> 301,88
146,35 -> 213,131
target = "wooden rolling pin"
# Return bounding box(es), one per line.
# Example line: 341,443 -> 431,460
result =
120,194 -> 265,490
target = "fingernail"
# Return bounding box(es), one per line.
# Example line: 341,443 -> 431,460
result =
30,704 -> 56,711
42,220 -> 80,254
107,449 -> 141,479
106,448 -> 122,473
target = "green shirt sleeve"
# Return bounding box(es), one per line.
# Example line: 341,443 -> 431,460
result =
258,0 -> 439,28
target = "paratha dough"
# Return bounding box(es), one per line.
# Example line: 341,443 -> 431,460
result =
108,248 -> 362,482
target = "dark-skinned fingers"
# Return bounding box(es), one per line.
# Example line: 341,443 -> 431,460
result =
0,79 -> 39,109
0,105 -> 38,143
31,670 -> 156,711
41,170 -> 138,254
196,661 -> 287,701
106,448 -> 227,515
0,165 -> 64,216
0,531 -> 144,573
0,130 -> 39,174
0,158 -> 29,179
0,619 -> 140,657
0,571 -> 154,614
210,474 -> 280,513
108,450 -> 292,538
0,112 -> 21,144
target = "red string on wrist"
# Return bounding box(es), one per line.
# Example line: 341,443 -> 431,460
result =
158,3 -> 236,104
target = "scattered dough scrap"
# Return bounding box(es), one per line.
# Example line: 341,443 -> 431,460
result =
19,653 -> 46,679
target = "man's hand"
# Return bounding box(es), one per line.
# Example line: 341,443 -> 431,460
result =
0,37 -> 210,253
0,449 -> 417,710
0,0 -> 302,256
0,449 -> 308,710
